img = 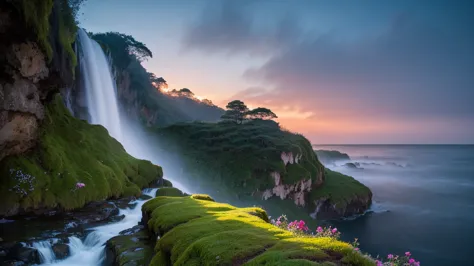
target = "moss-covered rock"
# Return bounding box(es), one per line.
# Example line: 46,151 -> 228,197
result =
105,225 -> 154,266
314,150 -> 351,165
142,195 -> 374,266
309,169 -> 372,220
0,94 -> 163,216
155,187 -> 185,197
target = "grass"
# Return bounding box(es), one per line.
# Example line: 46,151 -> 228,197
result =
309,169 -> 372,209
143,195 -> 375,266
153,120 -> 324,195
0,94 -> 163,216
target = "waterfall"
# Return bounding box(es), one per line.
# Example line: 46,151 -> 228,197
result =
77,29 -> 122,142
32,241 -> 57,264
34,188 -> 158,266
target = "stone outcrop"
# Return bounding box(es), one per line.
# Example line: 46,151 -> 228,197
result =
0,3 -> 74,161
104,225 -> 154,266
310,193 -> 372,220
261,151 -> 324,207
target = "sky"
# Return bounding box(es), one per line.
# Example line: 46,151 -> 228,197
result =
80,0 -> 474,144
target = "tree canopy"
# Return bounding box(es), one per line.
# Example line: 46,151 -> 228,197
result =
221,100 -> 278,124
247,107 -> 278,120
221,100 -> 249,124
91,32 -> 153,69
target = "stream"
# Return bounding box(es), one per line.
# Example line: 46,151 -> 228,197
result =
33,188 -> 158,265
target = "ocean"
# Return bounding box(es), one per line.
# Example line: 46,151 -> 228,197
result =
313,145 -> 474,266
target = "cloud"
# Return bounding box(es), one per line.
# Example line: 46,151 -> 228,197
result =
183,0 -> 474,142
181,0 -> 300,56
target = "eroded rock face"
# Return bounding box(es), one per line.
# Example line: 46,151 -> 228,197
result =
310,193 -> 372,220
7,42 -> 49,83
0,113 -> 38,161
261,151 -> 324,206
262,173 -> 312,206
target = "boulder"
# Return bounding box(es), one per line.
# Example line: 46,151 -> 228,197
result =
52,243 -> 69,260
105,225 -> 153,266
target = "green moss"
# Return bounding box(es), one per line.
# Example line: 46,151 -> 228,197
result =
14,0 -> 78,72
153,120 -> 324,196
0,94 -> 163,215
309,169 -> 371,209
16,0 -> 54,60
143,195 -> 374,266
191,194 -> 214,202
107,228 -> 154,266
156,187 -> 184,197
162,179 -> 173,187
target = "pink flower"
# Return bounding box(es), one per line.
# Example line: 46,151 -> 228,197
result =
375,260 -> 383,266
331,228 -> 338,234
76,182 -> 85,189
405,251 -> 411,257
354,248 -> 360,251
413,261 -> 420,266
409,258 -> 415,264
316,226 -> 323,233
387,254 -> 394,259
276,221 -> 281,226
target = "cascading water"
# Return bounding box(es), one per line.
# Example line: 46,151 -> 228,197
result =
34,188 -> 158,266
31,28 -> 192,266
77,29 -> 122,142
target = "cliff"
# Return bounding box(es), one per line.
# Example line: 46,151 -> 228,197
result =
0,1 -> 163,217
152,120 -> 372,219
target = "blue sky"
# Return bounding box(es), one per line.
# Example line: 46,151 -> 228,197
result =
80,0 -> 474,144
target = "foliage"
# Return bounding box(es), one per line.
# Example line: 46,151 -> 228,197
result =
221,100 -> 249,124
143,195 -> 375,265
91,32 -> 152,69
374,252 -> 420,266
13,0 -> 82,72
0,94 -> 163,216
247,107 -> 278,120
15,0 -> 54,60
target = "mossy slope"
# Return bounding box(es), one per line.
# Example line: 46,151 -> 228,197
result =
309,169 -> 371,209
0,94 -> 163,216
154,120 -> 324,195
143,195 -> 374,266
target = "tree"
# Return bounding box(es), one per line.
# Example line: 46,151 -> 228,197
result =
148,73 -> 167,90
221,100 -> 249,124
247,107 -> 278,120
92,32 -> 153,69
179,88 -> 194,97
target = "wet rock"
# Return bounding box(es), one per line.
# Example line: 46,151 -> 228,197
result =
7,243 -> 40,264
105,225 -> 153,266
7,42 -> 49,83
67,201 -> 119,224
2,260 -> 26,266
52,243 -> 69,259
119,225 -> 144,236
138,194 -> 152,201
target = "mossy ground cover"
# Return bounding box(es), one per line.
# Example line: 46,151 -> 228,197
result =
143,195 -> 374,266
0,95 -> 162,216
153,120 -> 324,195
309,169 -> 372,209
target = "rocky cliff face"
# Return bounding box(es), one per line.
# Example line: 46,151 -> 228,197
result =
310,193 -> 372,220
0,1 -> 74,162
261,152 -> 324,207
